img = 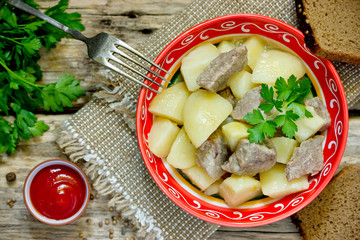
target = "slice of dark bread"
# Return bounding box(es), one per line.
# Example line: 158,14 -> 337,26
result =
292,165 -> 360,240
295,0 -> 360,66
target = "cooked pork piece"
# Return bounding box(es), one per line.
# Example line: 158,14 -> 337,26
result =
196,130 -> 228,179
305,97 -> 331,131
221,139 -> 276,176
285,135 -> 324,181
218,88 -> 237,108
197,45 -> 248,92
231,86 -> 263,122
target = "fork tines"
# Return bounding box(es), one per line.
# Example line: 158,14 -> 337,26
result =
106,35 -> 171,93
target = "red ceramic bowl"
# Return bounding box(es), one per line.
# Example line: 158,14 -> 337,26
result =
136,14 -> 348,227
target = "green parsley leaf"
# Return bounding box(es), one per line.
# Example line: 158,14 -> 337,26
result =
262,121 -> 277,138
40,75 -> 85,112
275,74 -> 312,104
288,102 -> 306,118
245,75 -> 314,143
295,77 -> 312,103
29,120 -> 49,137
260,83 -> 275,102
247,124 -> 266,143
274,76 -> 293,101
22,38 -> 42,55
0,0 -> 85,155
22,21 -> 46,34
259,83 -> 283,112
0,117 -> 18,155
281,112 -> 299,139
273,114 -> 285,127
247,121 -> 277,143
244,109 -> 264,125
305,109 -> 313,118
11,103 -> 37,140
244,108 -> 277,143
259,102 -> 274,113
0,6 -> 17,28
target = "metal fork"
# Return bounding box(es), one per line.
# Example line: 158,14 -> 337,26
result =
5,0 -> 170,93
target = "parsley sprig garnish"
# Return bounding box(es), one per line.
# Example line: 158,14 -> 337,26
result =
244,75 -> 313,143
0,0 -> 85,155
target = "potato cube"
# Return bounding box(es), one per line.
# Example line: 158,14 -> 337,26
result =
243,36 -> 266,70
260,163 -> 309,199
149,82 -> 190,125
270,137 -> 299,164
222,121 -> 250,151
217,40 -> 236,53
148,117 -> 180,158
181,43 -> 220,91
167,128 -> 197,169
219,175 -> 262,208
204,180 -> 223,196
227,70 -> 257,100
251,49 -> 306,85
183,90 -> 233,148
294,106 -> 325,142
182,166 -> 218,191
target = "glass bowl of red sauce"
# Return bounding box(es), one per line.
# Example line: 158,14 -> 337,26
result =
23,159 -> 90,225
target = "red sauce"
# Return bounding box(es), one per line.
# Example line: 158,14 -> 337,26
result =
30,164 -> 86,220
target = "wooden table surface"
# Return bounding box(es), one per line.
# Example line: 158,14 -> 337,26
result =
1,0 -> 359,239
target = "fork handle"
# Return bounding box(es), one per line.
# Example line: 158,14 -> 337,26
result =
5,0 -> 88,42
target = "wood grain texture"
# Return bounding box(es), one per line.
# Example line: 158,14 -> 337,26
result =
1,0 -> 359,239
1,115 -> 359,239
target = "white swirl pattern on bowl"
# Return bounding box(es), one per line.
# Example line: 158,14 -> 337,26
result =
140,20 -> 342,223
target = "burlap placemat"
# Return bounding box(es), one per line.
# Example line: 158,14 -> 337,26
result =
57,0 -> 360,239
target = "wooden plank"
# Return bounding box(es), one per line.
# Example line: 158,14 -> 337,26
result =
35,0 -> 193,111
0,115 -> 139,239
34,0 -> 360,111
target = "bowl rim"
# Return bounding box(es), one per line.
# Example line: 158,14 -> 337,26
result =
23,159 -> 90,225
136,13 -> 349,227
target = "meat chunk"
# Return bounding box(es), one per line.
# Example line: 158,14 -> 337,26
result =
285,135 -> 324,181
196,130 -> 228,179
231,86 -> 263,122
305,97 -> 331,131
218,88 -> 237,108
221,139 -> 276,176
197,45 -> 248,92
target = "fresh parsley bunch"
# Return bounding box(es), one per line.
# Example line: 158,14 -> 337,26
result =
244,75 -> 313,143
0,0 -> 85,155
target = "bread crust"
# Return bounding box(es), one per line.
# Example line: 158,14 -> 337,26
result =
291,165 -> 360,240
295,0 -> 360,66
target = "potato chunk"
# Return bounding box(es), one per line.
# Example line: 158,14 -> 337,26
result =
183,90 -> 233,148
222,121 -> 250,151
260,163 -> 309,199
148,117 -> 180,158
227,70 -> 257,100
182,165 -> 217,191
243,36 -> 266,70
167,128 -> 197,169
251,49 -> 306,85
148,82 -> 190,125
294,106 -> 325,142
204,179 -> 223,196
217,40 -> 236,53
180,43 -> 220,91
219,175 -> 262,208
270,137 -> 299,164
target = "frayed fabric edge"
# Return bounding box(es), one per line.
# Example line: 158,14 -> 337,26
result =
56,123 -> 163,240
94,86 -> 137,132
